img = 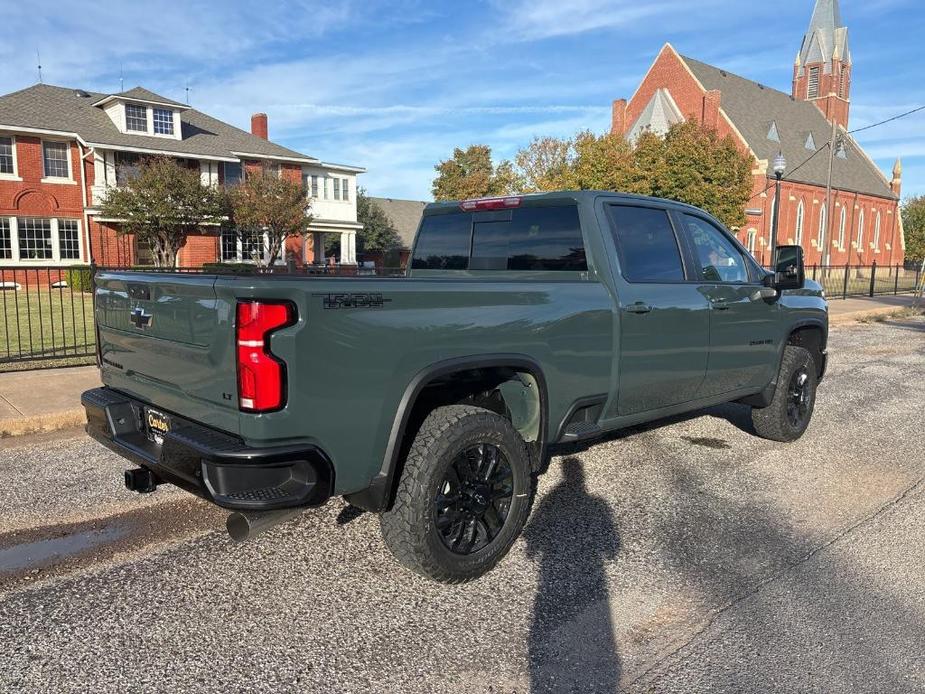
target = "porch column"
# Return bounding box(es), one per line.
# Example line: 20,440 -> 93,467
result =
312,232 -> 325,265
346,232 -> 357,264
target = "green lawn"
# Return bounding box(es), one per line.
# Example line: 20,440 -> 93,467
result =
0,289 -> 95,369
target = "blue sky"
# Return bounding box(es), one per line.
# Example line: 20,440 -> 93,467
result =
1,0 -> 922,201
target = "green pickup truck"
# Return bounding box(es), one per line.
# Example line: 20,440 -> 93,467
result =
83,191 -> 828,582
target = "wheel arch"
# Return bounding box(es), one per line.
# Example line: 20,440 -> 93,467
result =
345,354 -> 549,513
786,320 -> 827,379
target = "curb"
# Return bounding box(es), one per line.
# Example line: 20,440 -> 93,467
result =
0,408 -> 85,438
829,305 -> 921,327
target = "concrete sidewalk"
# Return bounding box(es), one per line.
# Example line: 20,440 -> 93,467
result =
827,293 -> 921,325
0,294 -> 919,437
0,366 -> 99,436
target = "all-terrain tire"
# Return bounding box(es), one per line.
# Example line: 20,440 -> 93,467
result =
751,345 -> 818,442
380,405 -> 534,583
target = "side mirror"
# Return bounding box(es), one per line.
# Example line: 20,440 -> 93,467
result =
773,245 -> 805,291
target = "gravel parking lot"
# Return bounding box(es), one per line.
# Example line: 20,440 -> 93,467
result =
1,316 -> 924,693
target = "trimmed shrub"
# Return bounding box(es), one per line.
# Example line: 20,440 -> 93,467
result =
65,266 -> 94,292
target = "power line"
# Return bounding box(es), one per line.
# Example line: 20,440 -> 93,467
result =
747,142 -> 831,204
848,104 -> 925,134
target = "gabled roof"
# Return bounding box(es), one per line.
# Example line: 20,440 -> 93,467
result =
369,196 -> 426,249
627,88 -> 684,143
679,55 -> 894,199
93,86 -> 189,110
0,83 -> 317,163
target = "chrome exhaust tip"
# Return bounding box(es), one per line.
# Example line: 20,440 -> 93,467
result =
226,508 -> 303,543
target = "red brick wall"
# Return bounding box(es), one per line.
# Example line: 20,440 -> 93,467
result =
792,59 -> 851,130
177,231 -> 219,267
742,180 -> 899,267
89,219 -> 135,267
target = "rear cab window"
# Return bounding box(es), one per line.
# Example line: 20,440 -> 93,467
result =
606,204 -> 685,282
411,204 -> 587,273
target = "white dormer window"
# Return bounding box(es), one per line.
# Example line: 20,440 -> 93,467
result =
153,108 -> 174,135
126,104 -> 148,132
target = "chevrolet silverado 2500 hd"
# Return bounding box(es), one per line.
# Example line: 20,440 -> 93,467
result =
83,191 -> 828,582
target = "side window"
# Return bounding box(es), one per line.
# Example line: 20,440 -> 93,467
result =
411,214 -> 470,270
471,206 -> 586,271
682,215 -> 750,283
608,205 -> 685,282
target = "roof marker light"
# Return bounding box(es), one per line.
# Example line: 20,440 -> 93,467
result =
459,196 -> 523,211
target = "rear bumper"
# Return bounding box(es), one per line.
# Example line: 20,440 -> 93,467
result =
82,387 -> 332,511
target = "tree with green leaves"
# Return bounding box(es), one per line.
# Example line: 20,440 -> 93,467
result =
356,189 -> 402,253
901,195 -> 925,263
511,121 -> 754,229
99,156 -> 227,267
432,145 -> 518,201
228,169 -> 311,267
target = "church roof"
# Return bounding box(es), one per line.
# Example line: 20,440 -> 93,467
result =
680,55 -> 894,200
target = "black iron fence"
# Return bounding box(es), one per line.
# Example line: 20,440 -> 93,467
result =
803,262 -> 922,300
0,261 -> 921,371
0,266 -> 97,369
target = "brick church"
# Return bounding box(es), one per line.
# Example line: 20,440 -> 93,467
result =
610,0 -> 904,266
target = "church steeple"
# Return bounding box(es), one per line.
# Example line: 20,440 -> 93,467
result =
792,0 -> 851,129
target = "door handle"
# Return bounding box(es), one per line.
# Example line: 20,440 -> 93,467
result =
624,302 -> 652,314
710,298 -> 731,310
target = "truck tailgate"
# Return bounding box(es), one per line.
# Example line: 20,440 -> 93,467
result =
94,271 -> 240,435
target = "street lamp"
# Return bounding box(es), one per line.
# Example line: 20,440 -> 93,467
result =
770,152 -> 786,266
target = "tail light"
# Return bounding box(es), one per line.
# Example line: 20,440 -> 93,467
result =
236,301 -> 296,413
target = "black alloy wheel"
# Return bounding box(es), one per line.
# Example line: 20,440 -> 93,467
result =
433,443 -> 514,555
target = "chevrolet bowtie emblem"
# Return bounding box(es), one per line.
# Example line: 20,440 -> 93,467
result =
130,306 -> 153,329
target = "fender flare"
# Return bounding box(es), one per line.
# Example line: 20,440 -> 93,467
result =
345,354 -> 549,512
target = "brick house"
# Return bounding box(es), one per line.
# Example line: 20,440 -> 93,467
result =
0,84 -> 364,271
610,0 -> 904,266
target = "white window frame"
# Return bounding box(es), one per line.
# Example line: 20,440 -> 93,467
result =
794,199 -> 805,245
873,211 -> 881,251
152,107 -> 174,136
125,103 -> 149,133
220,228 -> 272,264
855,209 -> 864,250
0,217 -> 85,266
0,134 -> 20,180
838,206 -> 847,250
817,204 -> 826,249
41,139 -> 74,183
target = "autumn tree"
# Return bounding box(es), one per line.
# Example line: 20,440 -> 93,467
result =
511,120 -> 754,229
432,145 -> 518,201
634,121 -> 754,229
515,136 -> 576,192
901,195 -> 925,263
99,156 -> 226,267
228,169 -> 311,267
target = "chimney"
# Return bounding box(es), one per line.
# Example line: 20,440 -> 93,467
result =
251,112 -> 268,140
610,99 -> 627,136
702,90 -> 722,131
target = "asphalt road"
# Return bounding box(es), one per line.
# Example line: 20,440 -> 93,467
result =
1,316 -> 924,693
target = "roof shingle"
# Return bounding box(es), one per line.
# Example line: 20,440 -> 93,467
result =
680,56 -> 894,199
0,83 -> 316,163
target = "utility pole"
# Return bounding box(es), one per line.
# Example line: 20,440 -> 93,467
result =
822,116 -> 838,269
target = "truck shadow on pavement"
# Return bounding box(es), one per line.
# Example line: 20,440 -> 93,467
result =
523,457 -> 622,693
635,459 -> 925,693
